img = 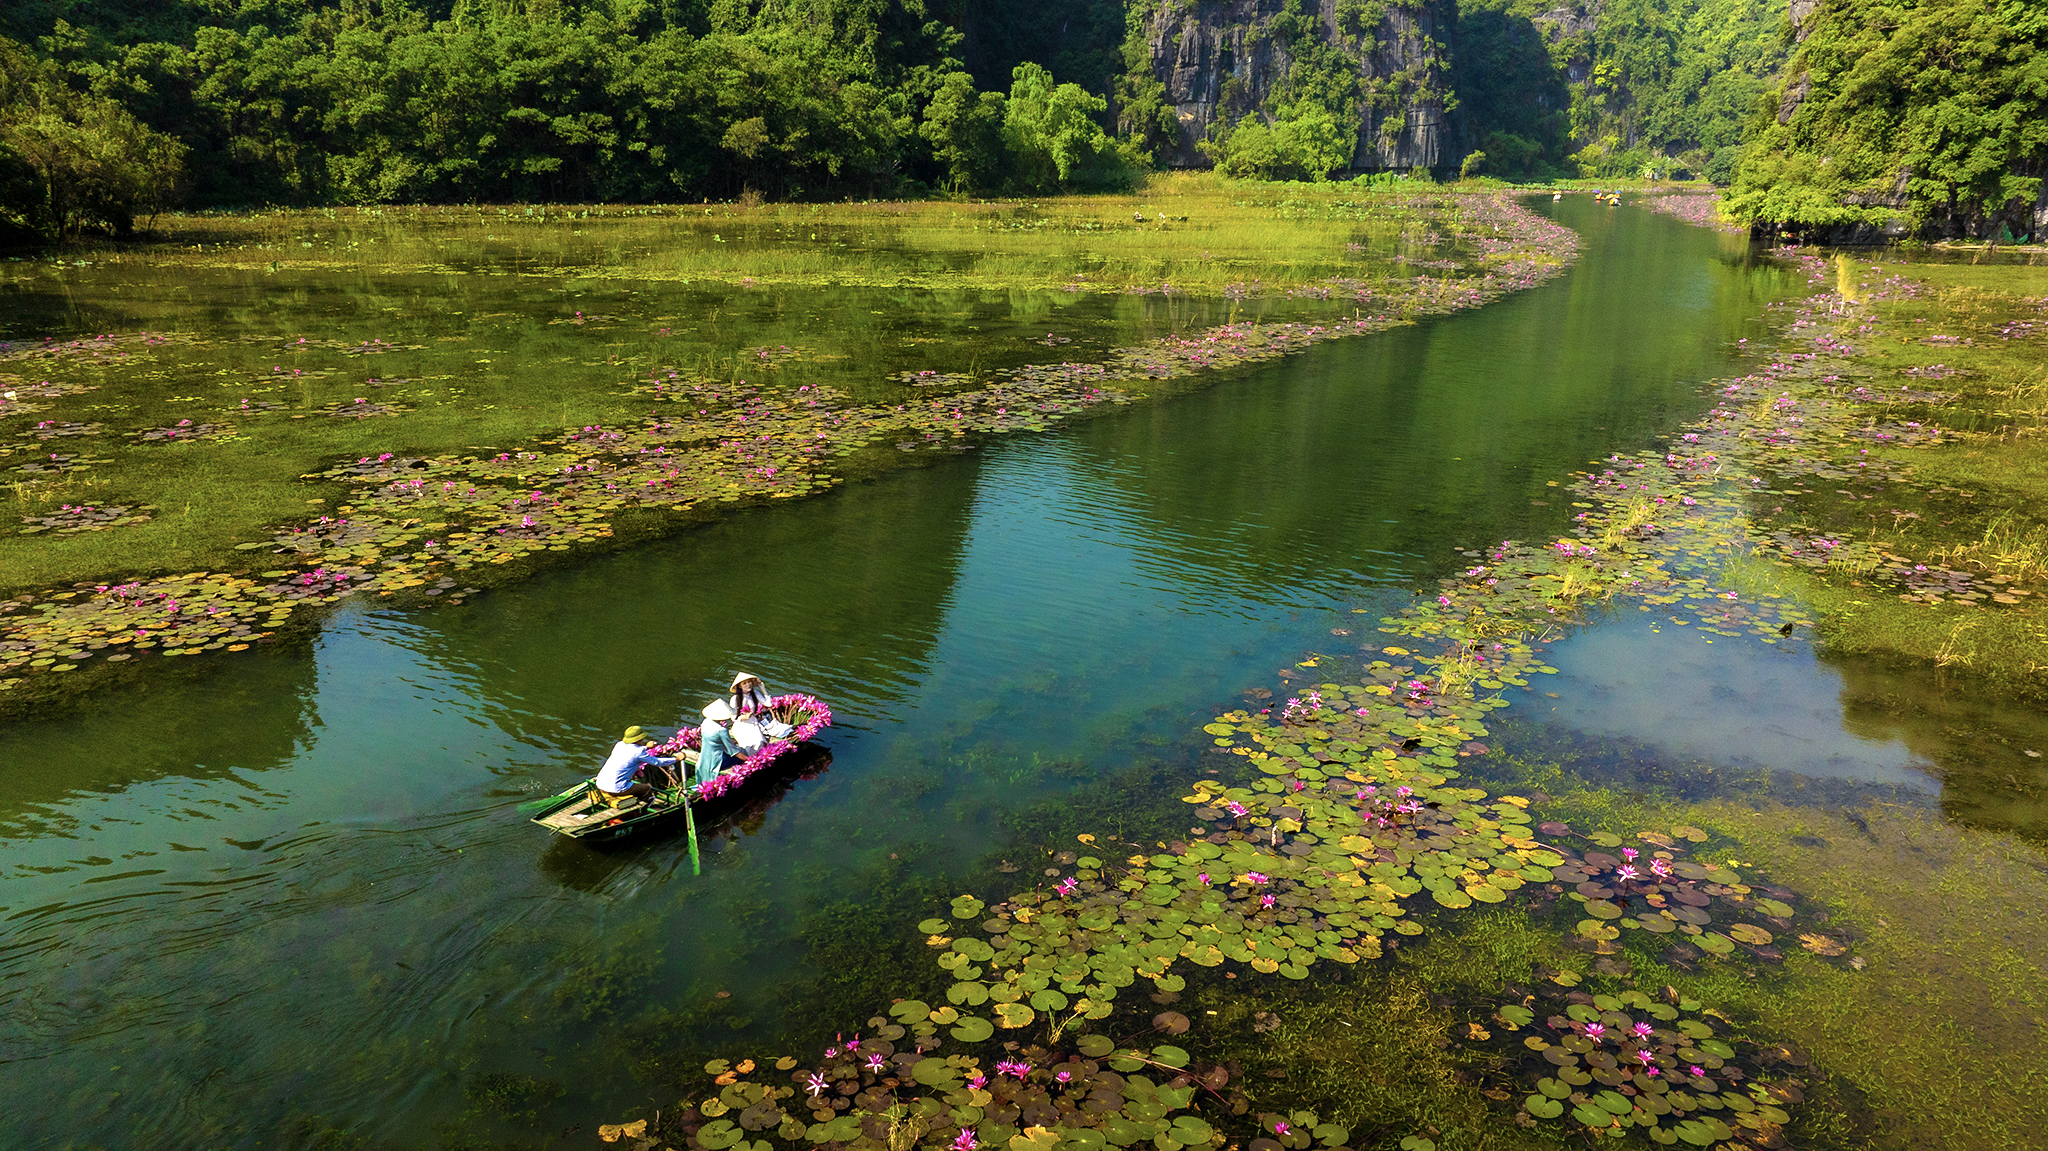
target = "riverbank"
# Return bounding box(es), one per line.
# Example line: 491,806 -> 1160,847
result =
0,187 -> 1576,713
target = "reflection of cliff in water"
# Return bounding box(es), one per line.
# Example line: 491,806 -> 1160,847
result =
537,747 -> 833,895
1824,650 -> 2048,841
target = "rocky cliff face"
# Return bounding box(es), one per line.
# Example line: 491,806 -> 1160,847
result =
1136,0 -> 1451,172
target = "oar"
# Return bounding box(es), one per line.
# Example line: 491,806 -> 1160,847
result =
682,777 -> 702,876
516,792 -> 567,815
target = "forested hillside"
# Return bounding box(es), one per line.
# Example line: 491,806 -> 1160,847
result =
0,0 -> 2041,241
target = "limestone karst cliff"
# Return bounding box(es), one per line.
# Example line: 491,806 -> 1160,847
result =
1131,0 -> 1451,172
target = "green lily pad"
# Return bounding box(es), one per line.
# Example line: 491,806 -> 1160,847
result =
1525,1096 -> 1563,1119
1595,1090 -> 1632,1115
1572,1103 -> 1612,1126
1498,1005 -> 1535,1028
1587,831 -> 1624,848
950,1015 -> 995,1042
949,981 -> 989,1005
697,1120 -> 746,1149
951,896 -> 986,919
1756,898 -> 1794,917
1309,1122 -> 1346,1145
1030,988 -> 1069,1011
1077,1033 -> 1116,1057
889,1000 -> 931,1023
1536,1078 -> 1570,1100
917,918 -> 948,934
994,1002 -> 1036,1029
1432,887 -> 1473,909
1728,923 -> 1773,945
1174,1117 -> 1216,1143
1151,1044 -> 1191,1068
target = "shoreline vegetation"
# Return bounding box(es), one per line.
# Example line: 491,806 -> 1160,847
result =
0,183 -> 1578,711
588,207 -> 2047,1151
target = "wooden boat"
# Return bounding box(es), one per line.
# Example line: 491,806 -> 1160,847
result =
530,694 -> 832,842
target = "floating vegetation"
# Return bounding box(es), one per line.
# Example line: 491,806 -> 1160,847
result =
16,503 -> 153,535
134,421 -> 228,443
1,194 -> 1577,701
1478,975 -> 1806,1145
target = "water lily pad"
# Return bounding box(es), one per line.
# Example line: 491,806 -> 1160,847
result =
994,1002 -> 1036,1029
697,1119 -> 746,1149
1432,887 -> 1473,909
1536,1078 -> 1570,1100
1587,831 -> 1624,848
1153,1011 -> 1191,1035
889,1000 -> 931,1023
1173,1117 -> 1215,1143
1572,1103 -> 1612,1126
1151,1044 -> 1191,1068
1525,1095 -> 1564,1119
948,1015 -> 995,1042
1728,923 -> 1773,945
1756,898 -> 1795,918
1498,1005 -> 1535,1028
1077,1033 -> 1115,1057
1029,988 -> 1069,1011
949,981 -> 989,1005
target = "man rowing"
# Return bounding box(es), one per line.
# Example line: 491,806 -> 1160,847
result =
594,726 -> 678,804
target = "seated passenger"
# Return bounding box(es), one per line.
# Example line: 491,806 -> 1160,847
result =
595,726 -> 676,804
728,671 -> 793,741
727,671 -> 774,717
696,700 -> 748,786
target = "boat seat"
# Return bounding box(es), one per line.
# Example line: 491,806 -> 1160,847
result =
535,788 -> 646,829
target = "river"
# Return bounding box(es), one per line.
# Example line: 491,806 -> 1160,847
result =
0,198 -> 1984,1148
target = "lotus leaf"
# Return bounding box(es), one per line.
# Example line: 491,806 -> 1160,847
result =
1697,932 -> 1735,955
1103,1118 -> 1156,1146
1728,923 -> 1773,945
697,1120 -> 747,1150
1525,1096 -> 1564,1119
889,1000 -> 932,1023
1572,1103 -> 1612,1126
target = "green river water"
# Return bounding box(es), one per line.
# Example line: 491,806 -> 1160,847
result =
2,199 -> 2024,1149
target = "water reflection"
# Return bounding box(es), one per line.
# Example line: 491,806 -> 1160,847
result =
1539,624 -> 1939,787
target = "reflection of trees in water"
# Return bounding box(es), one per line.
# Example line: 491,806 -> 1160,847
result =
1825,650 -> 2048,842
0,637 -> 320,827
394,454 -> 980,767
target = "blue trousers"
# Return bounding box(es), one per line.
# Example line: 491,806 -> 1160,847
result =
696,728 -> 745,786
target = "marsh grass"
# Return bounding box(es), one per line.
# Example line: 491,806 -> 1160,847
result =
1,175 -> 1501,599
91,174 -> 1480,298
1478,752 -> 2048,1151
1929,510 -> 2048,584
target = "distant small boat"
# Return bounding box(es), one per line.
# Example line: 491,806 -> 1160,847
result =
530,694 -> 832,841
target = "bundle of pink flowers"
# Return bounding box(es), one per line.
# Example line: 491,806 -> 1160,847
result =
653,693 -> 833,800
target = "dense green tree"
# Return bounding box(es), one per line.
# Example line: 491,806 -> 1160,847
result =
1728,0 -> 2048,237
0,34 -> 185,236
919,69 -> 1006,192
